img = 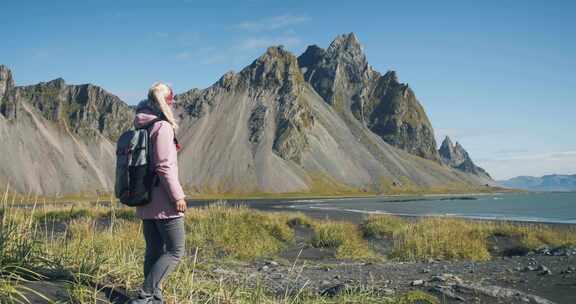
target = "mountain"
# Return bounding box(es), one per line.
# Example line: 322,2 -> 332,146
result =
0,65 -> 133,195
438,136 -> 491,179
298,33 -> 439,162
0,33 -> 496,196
498,174 -> 576,192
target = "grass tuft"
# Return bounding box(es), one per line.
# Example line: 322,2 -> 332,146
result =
311,221 -> 378,260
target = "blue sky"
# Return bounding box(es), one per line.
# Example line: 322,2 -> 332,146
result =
1,0 -> 575,179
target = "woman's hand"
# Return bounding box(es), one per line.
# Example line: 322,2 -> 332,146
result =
175,199 -> 187,213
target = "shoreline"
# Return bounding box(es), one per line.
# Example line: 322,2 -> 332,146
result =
186,194 -> 576,227
185,187 -> 523,201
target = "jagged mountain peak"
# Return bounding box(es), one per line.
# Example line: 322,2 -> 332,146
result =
326,33 -> 369,78
299,33 -> 370,83
440,136 -> 454,148
439,136 -> 466,162
0,65 -> 14,100
296,34 -> 440,162
46,77 -> 66,86
438,138 -> 491,179
251,46 -> 298,66
382,70 -> 399,83
240,45 -> 304,89
298,45 -> 326,71
439,136 -> 456,155
327,32 -> 363,55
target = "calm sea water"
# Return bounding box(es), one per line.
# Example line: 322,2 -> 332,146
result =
285,192 -> 576,224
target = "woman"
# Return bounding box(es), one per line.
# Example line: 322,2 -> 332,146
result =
128,82 -> 187,304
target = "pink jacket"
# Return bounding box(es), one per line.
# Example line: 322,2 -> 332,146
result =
134,108 -> 185,219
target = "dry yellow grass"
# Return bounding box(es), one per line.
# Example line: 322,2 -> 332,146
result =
362,214 -> 408,238
390,217 -> 491,261
311,220 -> 379,260
362,214 -> 576,262
184,202 -> 297,260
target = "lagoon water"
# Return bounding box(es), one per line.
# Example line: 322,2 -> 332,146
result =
283,192 -> 576,224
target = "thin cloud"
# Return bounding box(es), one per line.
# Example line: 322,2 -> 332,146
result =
176,52 -> 192,60
152,31 -> 169,38
493,148 -> 530,155
235,36 -> 302,51
31,47 -> 66,59
176,46 -> 215,62
194,35 -> 303,66
201,54 -> 228,65
235,14 -> 310,32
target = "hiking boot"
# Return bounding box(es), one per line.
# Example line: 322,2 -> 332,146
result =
127,290 -> 163,304
126,296 -> 162,304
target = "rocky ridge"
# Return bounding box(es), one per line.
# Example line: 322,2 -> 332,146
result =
298,33 -> 440,162
0,65 -> 133,194
438,136 -> 491,179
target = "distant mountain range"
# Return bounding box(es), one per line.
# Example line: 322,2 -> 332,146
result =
498,174 -> 576,192
0,33 -> 495,196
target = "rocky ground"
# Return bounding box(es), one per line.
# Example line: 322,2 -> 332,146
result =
22,254 -> 575,303
208,225 -> 576,304
229,254 -> 575,304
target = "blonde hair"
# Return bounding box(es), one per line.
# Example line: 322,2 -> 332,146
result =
148,82 -> 178,131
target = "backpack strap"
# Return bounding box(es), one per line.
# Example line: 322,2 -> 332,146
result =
138,118 -> 164,189
137,117 -> 164,130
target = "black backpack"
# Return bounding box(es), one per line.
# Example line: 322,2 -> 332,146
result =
114,118 -> 162,206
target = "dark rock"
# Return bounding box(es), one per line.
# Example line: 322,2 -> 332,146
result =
522,265 -> 536,271
381,288 -> 395,296
429,273 -> 463,285
259,265 -> 270,272
266,260 -> 279,267
439,136 -> 491,179
0,65 -> 14,102
320,283 -> 348,297
319,280 -> 332,287
537,265 -> 552,275
550,245 -> 576,256
535,245 -> 552,255
0,65 -> 17,119
455,283 -> 555,304
432,285 -> 466,301
536,265 -> 549,272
